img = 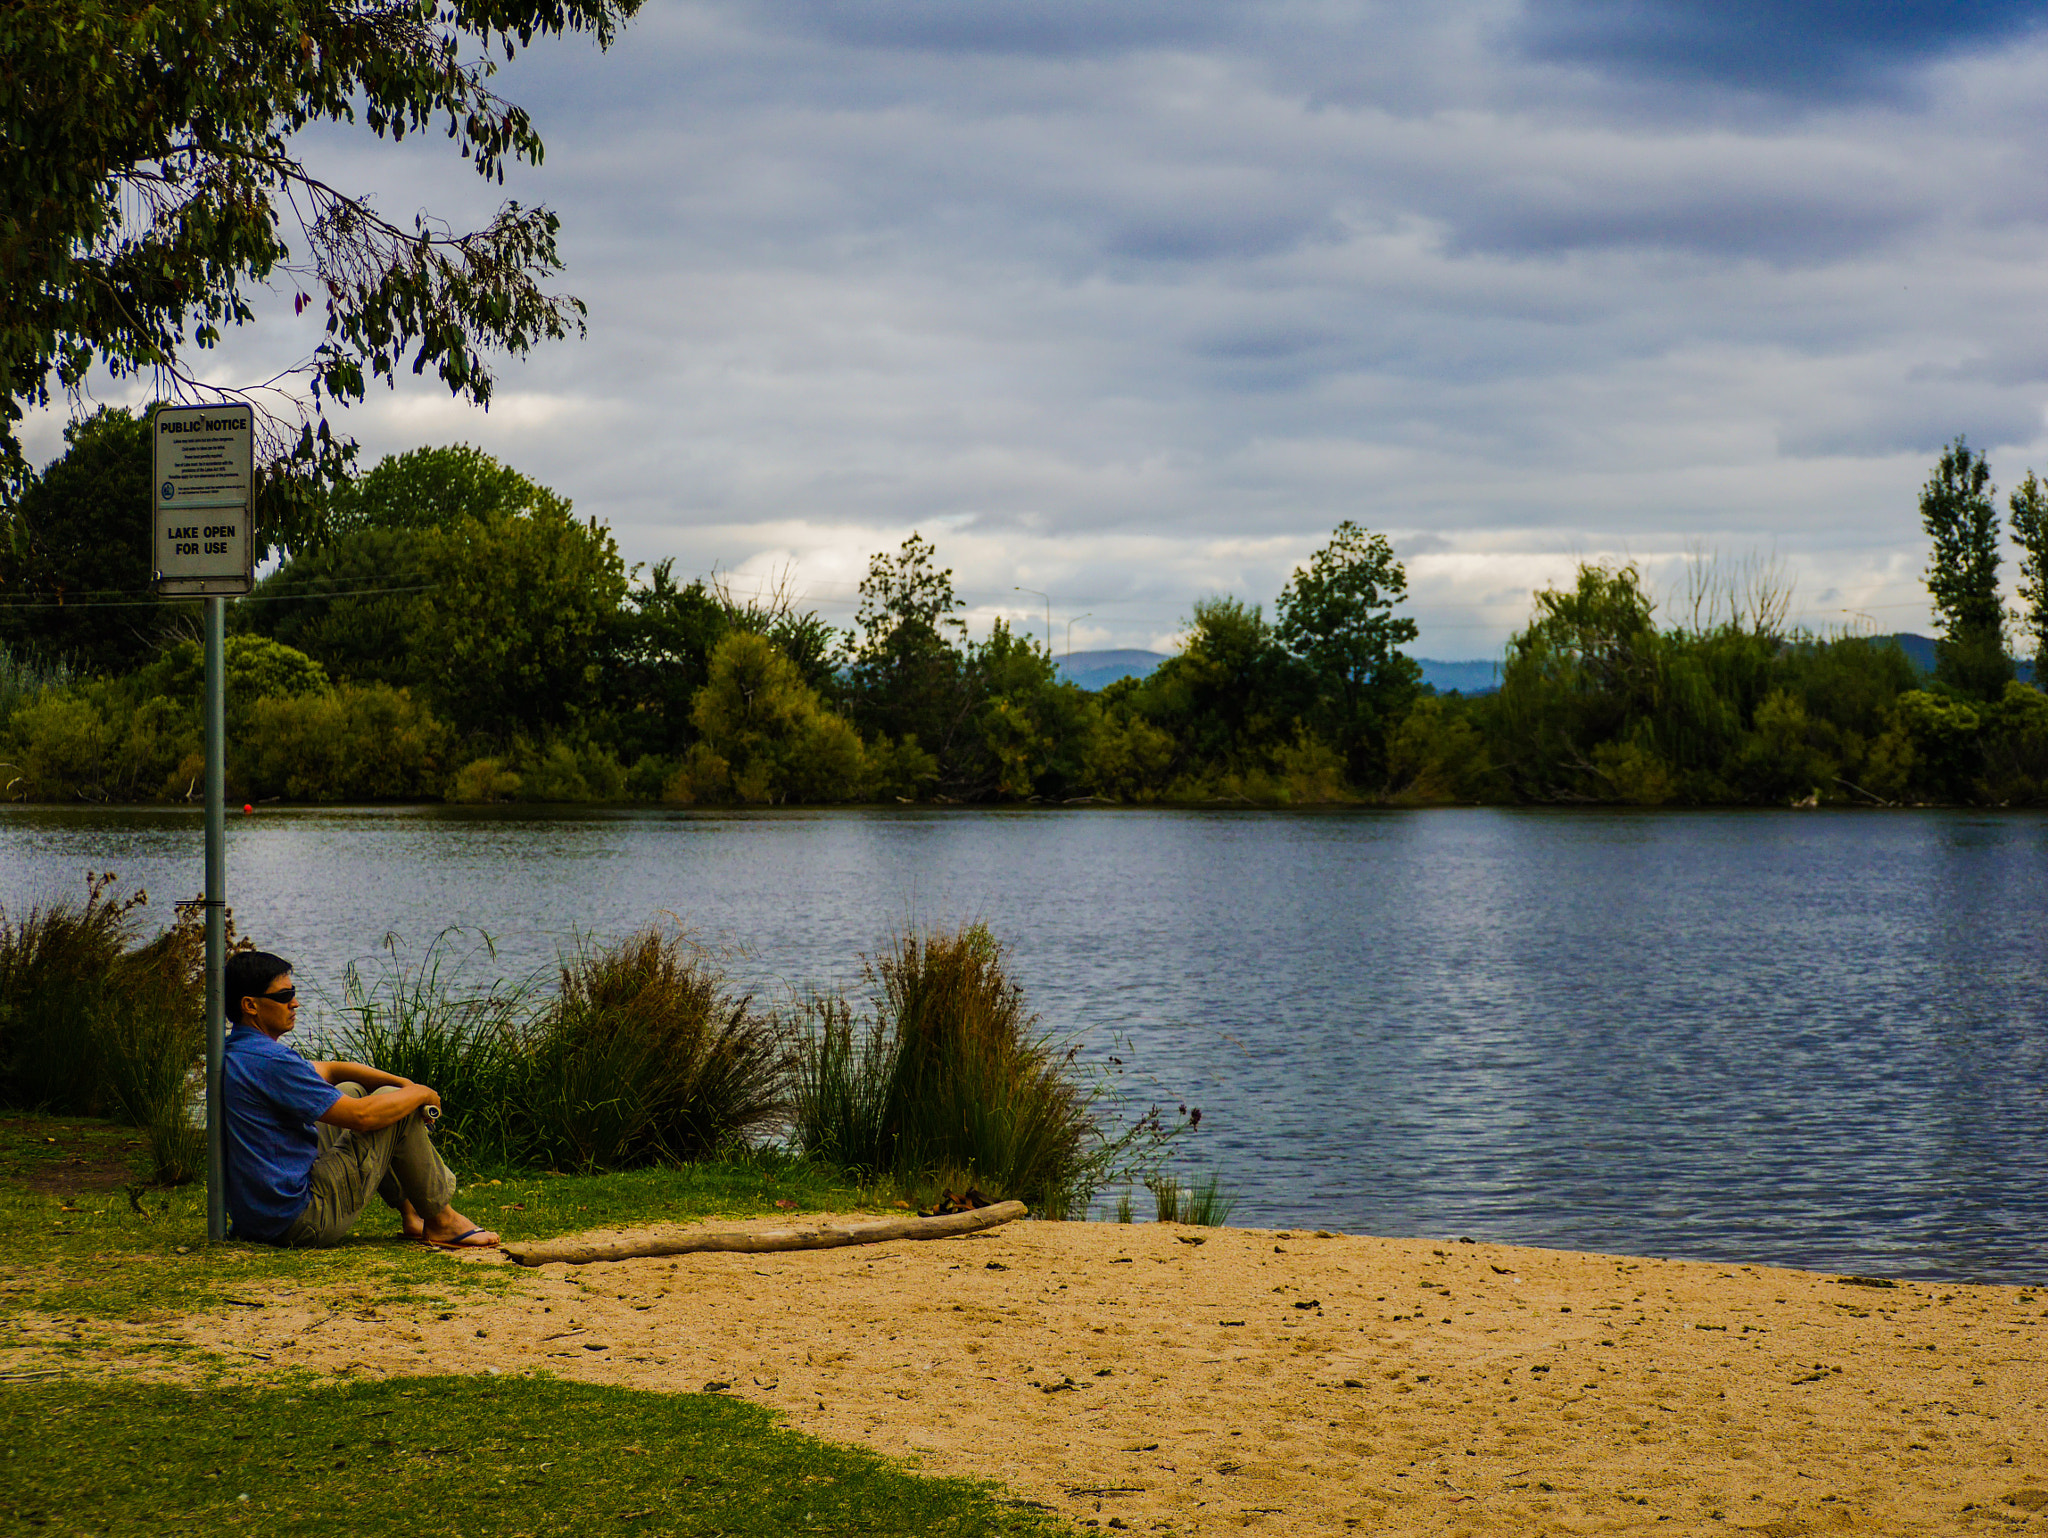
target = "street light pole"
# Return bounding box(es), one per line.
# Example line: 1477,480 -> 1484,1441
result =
1065,613 -> 1092,671
1013,586 -> 1051,654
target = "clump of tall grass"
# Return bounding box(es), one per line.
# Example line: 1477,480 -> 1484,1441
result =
527,929 -> 787,1168
1148,1171 -> 1238,1228
790,923 -> 1188,1216
336,927 -> 788,1172
0,873 -> 205,1183
333,933 -> 539,1169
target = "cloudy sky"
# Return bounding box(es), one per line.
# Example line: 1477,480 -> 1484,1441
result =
42,0 -> 2048,657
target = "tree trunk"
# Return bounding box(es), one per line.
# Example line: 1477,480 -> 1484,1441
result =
503,1199 -> 1029,1267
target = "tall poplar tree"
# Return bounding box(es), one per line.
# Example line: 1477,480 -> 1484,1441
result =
1919,438 -> 2010,699
2012,471 -> 2048,688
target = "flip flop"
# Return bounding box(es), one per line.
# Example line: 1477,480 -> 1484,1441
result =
427,1228 -> 500,1250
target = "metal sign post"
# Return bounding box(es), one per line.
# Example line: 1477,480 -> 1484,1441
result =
151,403 -> 254,1243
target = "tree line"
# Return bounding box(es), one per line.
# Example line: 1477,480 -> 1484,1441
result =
2,415 -> 2045,807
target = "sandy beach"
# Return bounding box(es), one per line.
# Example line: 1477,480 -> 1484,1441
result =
179,1217 -> 2046,1534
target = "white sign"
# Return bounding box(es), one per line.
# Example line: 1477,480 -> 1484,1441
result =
153,403 -> 254,595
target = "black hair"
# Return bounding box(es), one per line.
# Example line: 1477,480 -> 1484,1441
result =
224,950 -> 293,1026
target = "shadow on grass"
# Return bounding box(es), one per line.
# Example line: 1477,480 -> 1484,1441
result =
0,1375 -> 1076,1536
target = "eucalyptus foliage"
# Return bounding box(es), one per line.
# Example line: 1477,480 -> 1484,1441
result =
0,0 -> 640,542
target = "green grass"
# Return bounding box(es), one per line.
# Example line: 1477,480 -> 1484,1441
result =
0,1376 -> 1074,1536
0,1117 -> 885,1328
0,1115 -> 1072,1538
453,1150 -> 893,1244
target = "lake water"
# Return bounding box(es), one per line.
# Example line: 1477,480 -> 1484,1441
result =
4,805 -> 2044,1283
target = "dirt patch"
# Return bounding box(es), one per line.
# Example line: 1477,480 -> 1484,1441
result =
175,1218 -> 2048,1536
0,1119 -> 147,1196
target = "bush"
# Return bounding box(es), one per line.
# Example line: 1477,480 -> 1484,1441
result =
336,929 -> 788,1172
1892,689 -> 1982,802
6,691 -> 109,799
240,683 -> 451,801
513,738 -> 627,803
661,743 -> 731,805
137,633 -> 331,707
1385,694 -> 1498,804
1980,680 -> 2048,803
691,632 -> 868,804
527,930 -> 787,1168
863,734 -> 941,802
448,757 -> 522,803
0,874 -> 205,1183
790,924 -> 1180,1215
1081,705 -> 1175,802
0,641 -> 75,724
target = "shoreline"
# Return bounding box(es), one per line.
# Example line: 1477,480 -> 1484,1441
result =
180,1217 -> 2047,1534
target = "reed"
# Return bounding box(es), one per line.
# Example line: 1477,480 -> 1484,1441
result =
529,929 -> 787,1169
334,933 -> 540,1169
1,894 -> 1186,1204
790,924 -> 1182,1215
1148,1171 -> 1238,1227
0,639 -> 75,726
0,874 -> 205,1183
335,928 -> 788,1172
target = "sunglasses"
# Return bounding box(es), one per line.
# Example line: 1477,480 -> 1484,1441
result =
260,987 -> 298,1005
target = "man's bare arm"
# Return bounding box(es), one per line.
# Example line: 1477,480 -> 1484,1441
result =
311,1061 -> 415,1092
317,1085 -> 441,1133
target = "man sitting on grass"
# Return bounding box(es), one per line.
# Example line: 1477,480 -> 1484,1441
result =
222,950 -> 499,1250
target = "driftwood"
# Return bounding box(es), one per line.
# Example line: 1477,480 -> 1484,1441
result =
504,1199 -> 1029,1267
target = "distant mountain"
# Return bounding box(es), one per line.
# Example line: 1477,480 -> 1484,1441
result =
1058,648 -> 1504,694
1054,635 -> 2031,695
1880,633 -> 1937,674
1876,633 -> 2033,684
1415,658 -> 1501,695
1057,649 -> 1168,691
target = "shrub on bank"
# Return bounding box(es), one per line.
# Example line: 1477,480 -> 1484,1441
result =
789,924 -> 1178,1215
241,684 -> 451,802
0,875 -> 204,1183
528,930 -> 786,1168
0,641 -> 75,724
338,929 -> 787,1172
672,631 -> 869,804
0,898 -> 1193,1208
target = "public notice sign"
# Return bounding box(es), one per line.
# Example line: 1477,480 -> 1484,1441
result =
152,403 -> 254,595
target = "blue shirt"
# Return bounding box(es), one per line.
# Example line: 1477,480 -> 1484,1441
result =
222,1027 -> 341,1240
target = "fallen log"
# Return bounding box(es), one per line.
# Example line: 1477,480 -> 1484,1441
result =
503,1199 -> 1029,1267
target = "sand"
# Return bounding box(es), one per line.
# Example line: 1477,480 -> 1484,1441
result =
182,1218 -> 2046,1534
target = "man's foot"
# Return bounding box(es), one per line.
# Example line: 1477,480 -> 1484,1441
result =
400,1200 -> 426,1242
421,1207 -> 500,1248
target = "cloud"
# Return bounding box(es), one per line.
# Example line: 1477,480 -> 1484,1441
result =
763,0 -> 1228,58
34,0 -> 2048,656
1515,0 -> 2048,98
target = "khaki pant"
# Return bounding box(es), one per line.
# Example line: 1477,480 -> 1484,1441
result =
280,1083 -> 458,1247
